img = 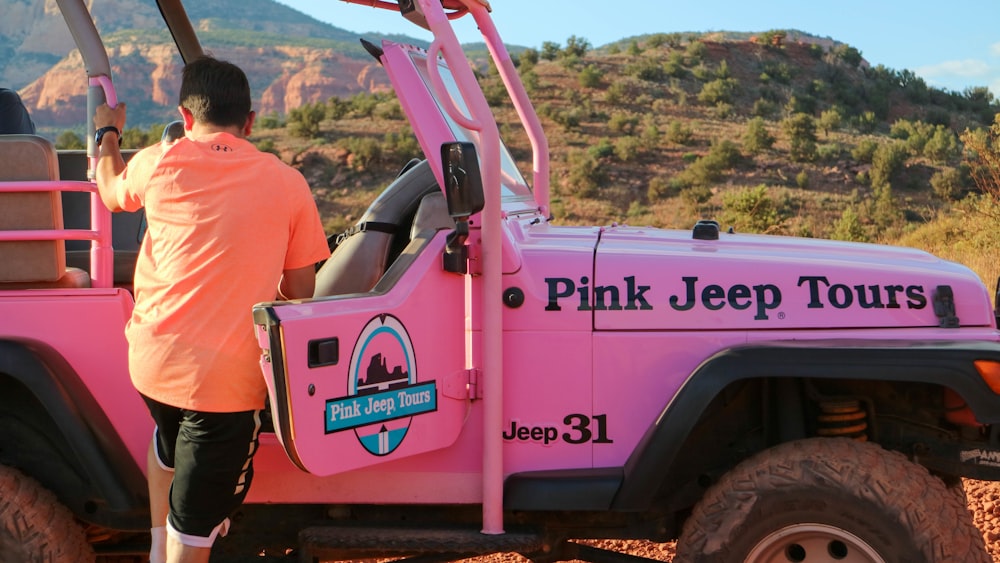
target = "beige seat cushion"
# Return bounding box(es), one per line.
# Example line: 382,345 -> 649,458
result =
0,134 -> 88,287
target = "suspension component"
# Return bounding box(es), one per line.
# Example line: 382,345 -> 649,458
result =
816,399 -> 868,441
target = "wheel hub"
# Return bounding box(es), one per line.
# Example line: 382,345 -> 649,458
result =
745,523 -> 886,562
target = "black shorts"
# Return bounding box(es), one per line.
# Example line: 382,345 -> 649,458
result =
141,394 -> 263,539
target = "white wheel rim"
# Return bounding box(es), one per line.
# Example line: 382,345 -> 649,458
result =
745,523 -> 887,563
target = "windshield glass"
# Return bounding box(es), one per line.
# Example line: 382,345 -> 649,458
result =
409,51 -> 534,204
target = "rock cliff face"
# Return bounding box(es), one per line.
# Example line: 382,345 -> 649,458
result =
3,0 -> 397,129
18,42 -> 391,128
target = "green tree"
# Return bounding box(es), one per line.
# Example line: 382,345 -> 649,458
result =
55,130 -> 85,150
256,111 -> 284,129
961,114 -> 1000,199
930,166 -> 969,201
818,108 -> 843,137
781,113 -> 818,162
869,141 -> 909,189
697,78 -> 738,105
742,117 -> 775,154
120,127 -> 150,149
720,185 -> 781,233
830,207 -> 868,242
541,41 -> 560,60
578,64 -> 603,88
287,102 -> 324,138
564,149 -> 607,198
562,36 -> 590,58
923,126 -> 959,163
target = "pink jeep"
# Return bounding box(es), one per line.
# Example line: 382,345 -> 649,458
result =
2,1 -> 1000,562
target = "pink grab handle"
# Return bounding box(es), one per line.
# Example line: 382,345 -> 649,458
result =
89,75 -> 118,108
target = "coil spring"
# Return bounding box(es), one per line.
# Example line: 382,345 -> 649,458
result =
816,399 -> 868,441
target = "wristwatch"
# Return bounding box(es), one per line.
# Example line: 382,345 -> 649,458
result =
95,126 -> 121,147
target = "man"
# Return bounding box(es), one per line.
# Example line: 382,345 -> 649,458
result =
0,88 -> 36,134
93,56 -> 330,563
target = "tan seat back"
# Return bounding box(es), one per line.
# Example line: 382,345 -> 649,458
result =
0,134 -> 90,288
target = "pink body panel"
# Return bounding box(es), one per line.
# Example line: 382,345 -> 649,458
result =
0,289 -> 149,465
594,226 -> 993,330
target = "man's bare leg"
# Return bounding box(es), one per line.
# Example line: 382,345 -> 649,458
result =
148,440 -> 172,563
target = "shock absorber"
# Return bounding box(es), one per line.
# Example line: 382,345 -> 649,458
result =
816,399 -> 868,441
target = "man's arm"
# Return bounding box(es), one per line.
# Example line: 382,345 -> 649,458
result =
93,103 -> 127,212
278,264 -> 317,300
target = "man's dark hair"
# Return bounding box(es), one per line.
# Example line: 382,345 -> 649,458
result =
178,56 -> 252,128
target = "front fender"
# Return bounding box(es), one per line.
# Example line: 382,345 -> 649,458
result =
0,339 -> 148,530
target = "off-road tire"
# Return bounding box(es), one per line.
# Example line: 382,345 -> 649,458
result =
675,437 -> 989,563
0,464 -> 95,563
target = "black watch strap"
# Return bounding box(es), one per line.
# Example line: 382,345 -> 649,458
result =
95,126 -> 122,147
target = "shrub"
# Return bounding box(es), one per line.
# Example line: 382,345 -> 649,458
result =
564,150 -> 607,198
578,64 -> 604,88
851,138 -> 879,163
588,138 -> 615,159
924,126 -> 959,163
854,111 -> 878,133
870,141 -> 909,189
625,58 -> 666,82
697,78 -> 738,105
685,41 -> 707,62
326,97 -> 350,120
680,185 -> 712,205
666,120 -> 694,145
664,52 -> 687,78
930,166 -> 969,200
563,35 -> 590,58
541,41 -> 560,60
960,115 -> 1000,200
608,112 -> 639,135
520,48 -> 539,65
254,138 -> 280,156
752,98 -> 778,118
818,108 -> 843,136
831,44 -> 863,67
288,102 -> 325,138
55,130 -> 85,150
720,185 -> 781,233
256,111 -> 283,129
349,93 -> 378,118
784,94 -> 817,116
743,117 -> 775,154
795,170 -> 810,189
647,176 -> 673,200
337,136 -> 383,171
383,131 -> 421,159
781,113 -> 818,162
614,136 -> 643,162
830,207 -> 868,242
675,139 -> 742,187
817,143 -> 845,162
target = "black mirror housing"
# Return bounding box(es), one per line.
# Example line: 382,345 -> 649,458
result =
441,142 -> 485,220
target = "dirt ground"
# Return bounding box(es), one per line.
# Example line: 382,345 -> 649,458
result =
453,478 -> 1000,563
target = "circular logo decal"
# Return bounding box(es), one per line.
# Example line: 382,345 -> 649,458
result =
348,314 -> 416,456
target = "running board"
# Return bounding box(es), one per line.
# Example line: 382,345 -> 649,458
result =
298,524 -> 546,561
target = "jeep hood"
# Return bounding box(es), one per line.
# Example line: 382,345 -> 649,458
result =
527,223 -> 993,331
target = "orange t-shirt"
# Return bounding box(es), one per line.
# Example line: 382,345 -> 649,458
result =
114,132 -> 329,412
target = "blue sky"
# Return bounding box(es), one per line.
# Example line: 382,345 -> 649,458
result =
276,0 -> 1000,97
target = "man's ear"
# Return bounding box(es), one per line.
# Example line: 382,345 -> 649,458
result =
243,110 -> 256,137
179,106 -> 195,131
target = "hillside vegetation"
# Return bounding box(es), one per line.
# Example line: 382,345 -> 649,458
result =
66,30 -> 1000,292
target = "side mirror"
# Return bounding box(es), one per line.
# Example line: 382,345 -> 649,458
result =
441,142 -> 485,220
440,142 -> 484,274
